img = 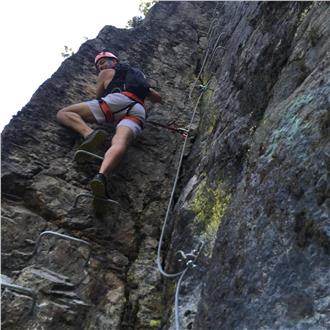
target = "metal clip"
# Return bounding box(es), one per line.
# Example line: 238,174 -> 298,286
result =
177,128 -> 189,138
198,84 -> 208,91
176,241 -> 204,268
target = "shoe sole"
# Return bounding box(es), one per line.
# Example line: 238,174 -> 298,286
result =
90,179 -> 108,199
79,130 -> 107,153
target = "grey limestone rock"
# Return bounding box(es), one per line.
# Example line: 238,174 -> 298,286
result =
2,1 -> 329,330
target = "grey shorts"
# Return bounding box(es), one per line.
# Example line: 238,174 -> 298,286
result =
85,93 -> 146,138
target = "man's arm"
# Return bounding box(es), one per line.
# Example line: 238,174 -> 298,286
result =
96,69 -> 115,99
147,88 -> 162,103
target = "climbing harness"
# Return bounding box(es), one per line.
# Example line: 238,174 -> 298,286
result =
99,94 -> 190,138
98,99 -> 143,128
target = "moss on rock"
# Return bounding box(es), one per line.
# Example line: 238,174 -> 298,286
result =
192,179 -> 231,254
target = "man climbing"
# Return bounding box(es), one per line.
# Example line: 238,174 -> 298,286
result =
57,51 -> 161,199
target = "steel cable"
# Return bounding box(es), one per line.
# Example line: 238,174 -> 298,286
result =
156,6 -> 221,329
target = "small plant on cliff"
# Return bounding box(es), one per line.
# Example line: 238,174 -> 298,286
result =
61,45 -> 74,58
307,26 -> 322,46
127,15 -> 144,28
139,0 -> 157,16
126,0 -> 158,28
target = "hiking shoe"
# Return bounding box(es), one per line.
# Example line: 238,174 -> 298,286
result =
78,130 -> 107,153
90,173 -> 110,199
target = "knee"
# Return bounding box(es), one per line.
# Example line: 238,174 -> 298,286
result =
56,108 -> 67,123
56,109 -> 63,123
56,106 -> 77,123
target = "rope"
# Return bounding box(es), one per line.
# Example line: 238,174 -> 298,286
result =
155,6 -> 221,329
206,33 -> 225,72
188,4 -> 221,100
157,2 -> 221,279
188,46 -> 212,100
156,90 -> 205,278
175,268 -> 189,329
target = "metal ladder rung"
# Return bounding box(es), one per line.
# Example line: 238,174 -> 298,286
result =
1,274 -> 37,312
74,150 -> 104,162
32,231 -> 91,267
73,192 -> 121,209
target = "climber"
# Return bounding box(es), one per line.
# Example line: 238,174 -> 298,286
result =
56,51 -> 161,199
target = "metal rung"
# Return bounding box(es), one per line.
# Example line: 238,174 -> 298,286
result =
74,150 -> 104,161
32,231 -> 91,267
1,275 -> 37,312
73,192 -> 121,209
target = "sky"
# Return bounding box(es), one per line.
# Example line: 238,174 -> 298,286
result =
0,0 -> 142,131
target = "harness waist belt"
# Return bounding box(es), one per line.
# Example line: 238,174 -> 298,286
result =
121,91 -> 144,105
98,99 -> 143,127
122,115 -> 144,128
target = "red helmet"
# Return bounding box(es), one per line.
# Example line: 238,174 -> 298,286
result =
95,51 -> 119,65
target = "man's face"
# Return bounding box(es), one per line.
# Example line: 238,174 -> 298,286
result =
96,58 -> 116,71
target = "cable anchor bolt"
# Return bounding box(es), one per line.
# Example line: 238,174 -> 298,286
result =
176,252 -> 197,268
177,128 -> 189,138
198,84 -> 208,91
176,246 -> 203,268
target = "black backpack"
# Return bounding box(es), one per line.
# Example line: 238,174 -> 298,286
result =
104,63 -> 151,100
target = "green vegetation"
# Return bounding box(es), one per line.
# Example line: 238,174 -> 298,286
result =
139,0 -> 158,16
192,180 -> 231,254
61,45 -> 74,58
127,16 -> 144,28
207,112 -> 217,134
149,319 -> 161,328
126,0 -> 158,28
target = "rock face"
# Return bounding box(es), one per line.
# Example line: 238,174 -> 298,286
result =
1,2 -> 329,330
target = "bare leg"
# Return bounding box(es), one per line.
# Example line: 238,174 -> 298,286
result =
90,125 -> 134,198
56,103 -> 96,138
99,126 -> 134,176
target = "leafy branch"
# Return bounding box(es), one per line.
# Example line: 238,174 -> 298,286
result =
126,0 -> 158,28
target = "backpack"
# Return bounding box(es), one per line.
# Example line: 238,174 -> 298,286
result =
104,63 -> 151,100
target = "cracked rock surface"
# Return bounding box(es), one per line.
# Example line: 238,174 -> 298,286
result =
2,2 -> 330,330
